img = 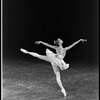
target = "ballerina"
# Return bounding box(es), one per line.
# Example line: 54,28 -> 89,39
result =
20,38 -> 87,97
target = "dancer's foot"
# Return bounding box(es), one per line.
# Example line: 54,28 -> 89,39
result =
61,88 -> 67,97
20,48 -> 28,54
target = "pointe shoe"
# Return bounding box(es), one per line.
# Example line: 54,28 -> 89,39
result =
20,48 -> 28,54
61,89 -> 67,97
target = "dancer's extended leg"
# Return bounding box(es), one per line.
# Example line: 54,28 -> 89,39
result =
51,63 -> 67,97
20,48 -> 50,62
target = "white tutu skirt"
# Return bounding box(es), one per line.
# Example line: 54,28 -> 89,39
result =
46,49 -> 69,70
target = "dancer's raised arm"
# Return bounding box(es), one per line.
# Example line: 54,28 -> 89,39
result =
35,41 -> 56,49
64,39 -> 87,51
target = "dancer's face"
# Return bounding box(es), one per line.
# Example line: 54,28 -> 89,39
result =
54,38 -> 63,46
58,38 -> 63,45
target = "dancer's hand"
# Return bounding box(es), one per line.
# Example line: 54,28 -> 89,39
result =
80,39 -> 87,43
35,41 -> 42,45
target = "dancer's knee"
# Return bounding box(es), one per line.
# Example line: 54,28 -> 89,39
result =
56,73 -> 61,81
56,77 -> 61,83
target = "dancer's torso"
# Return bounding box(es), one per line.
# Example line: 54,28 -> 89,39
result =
55,47 -> 66,59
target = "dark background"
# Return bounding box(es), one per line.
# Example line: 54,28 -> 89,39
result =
3,0 -> 99,64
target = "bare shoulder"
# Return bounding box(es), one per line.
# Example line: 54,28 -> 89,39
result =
63,47 -> 68,51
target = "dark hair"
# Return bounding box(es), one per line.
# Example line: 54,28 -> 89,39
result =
54,38 -> 59,46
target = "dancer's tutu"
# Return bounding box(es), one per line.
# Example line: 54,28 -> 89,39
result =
46,49 -> 69,70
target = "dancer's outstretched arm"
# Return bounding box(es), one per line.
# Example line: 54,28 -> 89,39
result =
35,41 -> 56,49
64,39 -> 87,51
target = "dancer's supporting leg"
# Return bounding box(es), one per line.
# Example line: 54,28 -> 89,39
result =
20,48 -> 50,62
51,63 -> 67,97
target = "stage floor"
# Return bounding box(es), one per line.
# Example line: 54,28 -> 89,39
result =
3,59 -> 99,100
